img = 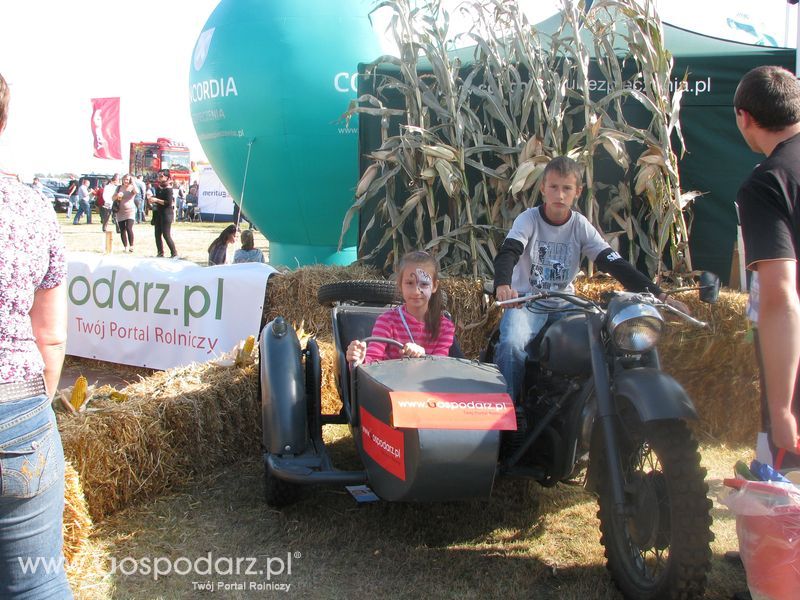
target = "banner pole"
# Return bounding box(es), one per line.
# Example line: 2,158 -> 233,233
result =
237,138 -> 256,229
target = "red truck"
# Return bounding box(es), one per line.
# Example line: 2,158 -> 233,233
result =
129,138 -> 191,184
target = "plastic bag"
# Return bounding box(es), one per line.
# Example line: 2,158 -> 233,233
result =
721,478 -> 800,600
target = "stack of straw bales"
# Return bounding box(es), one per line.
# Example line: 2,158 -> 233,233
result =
57,362 -> 259,522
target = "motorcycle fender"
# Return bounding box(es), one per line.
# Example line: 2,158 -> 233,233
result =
613,368 -> 698,422
259,318 -> 308,455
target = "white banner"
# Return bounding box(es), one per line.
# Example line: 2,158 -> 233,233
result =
65,253 -> 275,370
198,165 -> 235,217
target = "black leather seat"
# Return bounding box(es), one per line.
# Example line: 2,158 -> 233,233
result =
332,306 -> 387,415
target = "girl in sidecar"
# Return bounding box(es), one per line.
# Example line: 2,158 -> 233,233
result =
346,251 -> 454,364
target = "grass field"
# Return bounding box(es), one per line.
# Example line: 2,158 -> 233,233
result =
59,217 -> 753,600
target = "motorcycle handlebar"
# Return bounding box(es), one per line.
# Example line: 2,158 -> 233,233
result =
497,291 -> 709,328
495,291 -> 598,310
658,302 -> 709,328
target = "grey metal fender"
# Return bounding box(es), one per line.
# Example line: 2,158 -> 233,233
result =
259,317 -> 308,455
613,368 -> 698,422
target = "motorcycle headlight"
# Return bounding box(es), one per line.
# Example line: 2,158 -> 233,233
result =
607,302 -> 664,352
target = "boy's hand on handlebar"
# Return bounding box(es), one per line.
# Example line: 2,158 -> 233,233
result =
402,342 -> 425,358
496,285 -> 522,307
346,340 -> 367,364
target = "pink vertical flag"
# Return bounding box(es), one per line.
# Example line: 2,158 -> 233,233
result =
90,97 -> 121,160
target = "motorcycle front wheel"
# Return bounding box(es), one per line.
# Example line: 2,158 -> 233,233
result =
594,415 -> 712,599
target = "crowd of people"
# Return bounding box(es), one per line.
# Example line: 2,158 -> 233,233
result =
45,171 -> 262,262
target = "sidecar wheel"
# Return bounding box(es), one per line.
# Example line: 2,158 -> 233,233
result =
317,280 -> 399,306
594,417 -> 712,599
263,459 -> 300,508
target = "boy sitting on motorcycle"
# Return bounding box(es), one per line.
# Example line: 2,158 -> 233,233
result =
493,156 -> 688,402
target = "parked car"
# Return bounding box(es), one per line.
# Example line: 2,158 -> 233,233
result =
28,183 -> 71,212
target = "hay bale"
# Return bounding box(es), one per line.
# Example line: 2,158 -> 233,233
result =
318,339 -> 342,415
264,264 -> 380,337
57,362 -> 259,521
63,460 -> 92,563
659,291 -> 758,444
63,460 -> 113,599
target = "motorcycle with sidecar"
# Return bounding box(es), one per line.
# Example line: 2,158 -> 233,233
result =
258,274 -> 720,598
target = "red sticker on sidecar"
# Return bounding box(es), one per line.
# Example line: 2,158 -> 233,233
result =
360,407 -> 406,481
389,392 -> 516,430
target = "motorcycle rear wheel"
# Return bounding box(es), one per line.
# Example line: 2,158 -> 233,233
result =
595,417 -> 712,599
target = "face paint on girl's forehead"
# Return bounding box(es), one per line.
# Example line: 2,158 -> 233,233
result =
415,268 -> 433,299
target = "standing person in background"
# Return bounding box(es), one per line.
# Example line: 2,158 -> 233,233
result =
72,178 -> 92,225
208,224 -> 237,265
100,175 -> 118,233
114,174 -> 138,253
0,71 -> 72,599
144,181 -> 155,220
132,175 -> 146,224
233,228 -> 265,263
175,181 -> 186,221
734,65 -> 800,465
65,179 -> 78,220
148,171 -> 178,258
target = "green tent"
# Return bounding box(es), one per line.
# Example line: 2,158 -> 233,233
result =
357,16 -> 795,282
664,24 -> 794,282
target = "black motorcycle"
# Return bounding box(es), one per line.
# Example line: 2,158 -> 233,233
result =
484,273 -> 720,598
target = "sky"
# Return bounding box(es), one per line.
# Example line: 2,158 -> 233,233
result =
0,0 -> 796,180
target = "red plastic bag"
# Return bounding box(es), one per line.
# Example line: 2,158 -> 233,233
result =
721,478 -> 800,600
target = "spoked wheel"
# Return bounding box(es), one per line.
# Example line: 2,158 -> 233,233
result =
595,415 -> 712,599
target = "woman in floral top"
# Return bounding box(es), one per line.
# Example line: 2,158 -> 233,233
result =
0,72 -> 72,598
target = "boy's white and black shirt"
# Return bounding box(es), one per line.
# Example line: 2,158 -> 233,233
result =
494,207 -> 662,298
504,207 -> 608,295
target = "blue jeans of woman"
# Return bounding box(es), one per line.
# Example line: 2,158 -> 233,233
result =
494,305 -> 564,402
0,394 -> 72,599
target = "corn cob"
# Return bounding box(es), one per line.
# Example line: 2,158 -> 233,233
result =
70,376 -> 88,411
236,335 -> 256,366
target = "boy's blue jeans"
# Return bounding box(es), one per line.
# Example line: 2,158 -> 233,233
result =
0,394 -> 72,599
494,306 -> 563,402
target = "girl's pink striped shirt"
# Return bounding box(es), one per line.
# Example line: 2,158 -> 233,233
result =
364,306 -> 455,363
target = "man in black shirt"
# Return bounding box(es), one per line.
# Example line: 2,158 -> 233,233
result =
148,171 -> 178,258
735,65 -> 800,465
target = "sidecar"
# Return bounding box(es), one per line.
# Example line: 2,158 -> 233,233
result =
258,287 -> 515,506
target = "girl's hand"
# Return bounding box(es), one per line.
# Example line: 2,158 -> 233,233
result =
346,340 -> 367,365
402,342 -> 425,358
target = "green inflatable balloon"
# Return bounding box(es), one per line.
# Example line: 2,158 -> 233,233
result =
189,0 -> 381,266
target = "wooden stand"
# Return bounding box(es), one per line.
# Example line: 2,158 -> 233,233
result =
105,231 -> 113,254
